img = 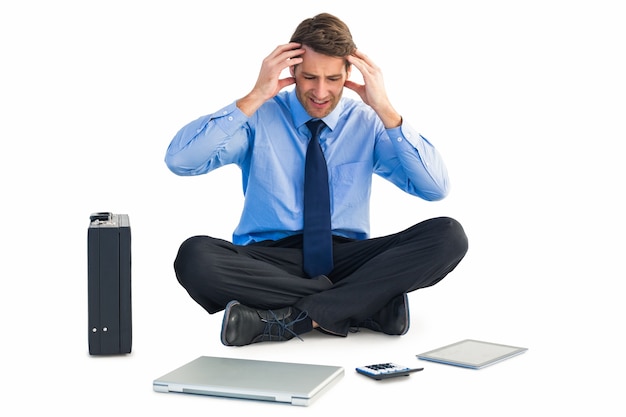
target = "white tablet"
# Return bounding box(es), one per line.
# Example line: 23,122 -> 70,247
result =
417,339 -> 527,369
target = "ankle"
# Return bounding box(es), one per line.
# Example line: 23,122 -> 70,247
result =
291,308 -> 313,335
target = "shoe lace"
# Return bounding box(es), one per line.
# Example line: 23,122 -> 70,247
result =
262,309 -> 309,342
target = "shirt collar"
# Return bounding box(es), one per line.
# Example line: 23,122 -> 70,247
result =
288,89 -> 342,132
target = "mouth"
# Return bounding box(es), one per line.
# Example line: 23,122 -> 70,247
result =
309,97 -> 330,109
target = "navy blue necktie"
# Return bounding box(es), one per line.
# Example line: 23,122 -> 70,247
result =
303,119 -> 334,278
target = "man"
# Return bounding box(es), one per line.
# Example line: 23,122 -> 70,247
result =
165,13 -> 468,346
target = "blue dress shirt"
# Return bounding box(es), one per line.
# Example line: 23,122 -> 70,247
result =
165,89 -> 449,245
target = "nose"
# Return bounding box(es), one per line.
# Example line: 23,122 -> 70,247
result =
312,79 -> 327,96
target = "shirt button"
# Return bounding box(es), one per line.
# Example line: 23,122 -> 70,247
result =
396,137 -> 403,142
223,110 -> 228,115
228,116 -> 233,121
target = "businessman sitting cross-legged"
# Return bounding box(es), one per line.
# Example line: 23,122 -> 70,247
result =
165,13 -> 469,346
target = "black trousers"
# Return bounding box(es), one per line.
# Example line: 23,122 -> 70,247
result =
174,216 -> 468,336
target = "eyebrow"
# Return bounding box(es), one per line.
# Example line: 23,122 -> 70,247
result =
301,72 -> 343,78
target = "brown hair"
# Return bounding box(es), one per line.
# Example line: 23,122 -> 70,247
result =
289,13 -> 357,60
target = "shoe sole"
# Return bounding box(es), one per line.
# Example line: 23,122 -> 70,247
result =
220,300 -> 242,346
399,293 -> 410,335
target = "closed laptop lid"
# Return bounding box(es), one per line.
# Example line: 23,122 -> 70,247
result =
153,356 -> 344,406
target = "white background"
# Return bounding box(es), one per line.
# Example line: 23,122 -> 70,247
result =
1,0 -> 624,415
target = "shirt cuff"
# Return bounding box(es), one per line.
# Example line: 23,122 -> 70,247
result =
386,123 -> 425,153
213,101 -> 249,136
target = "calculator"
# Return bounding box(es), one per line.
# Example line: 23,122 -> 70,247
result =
356,362 -> 424,380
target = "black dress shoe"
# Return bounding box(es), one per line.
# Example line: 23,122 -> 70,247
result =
356,293 -> 410,335
221,300 -> 309,346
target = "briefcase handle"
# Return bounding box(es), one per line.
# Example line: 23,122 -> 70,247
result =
90,212 -> 112,222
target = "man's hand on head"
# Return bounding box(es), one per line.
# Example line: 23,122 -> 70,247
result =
237,43 -> 305,116
345,50 -> 402,128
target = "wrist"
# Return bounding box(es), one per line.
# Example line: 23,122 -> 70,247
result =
236,90 -> 266,117
378,108 -> 402,129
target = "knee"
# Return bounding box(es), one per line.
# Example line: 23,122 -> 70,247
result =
173,235 -> 214,287
424,217 -> 469,259
435,217 -> 469,260
175,235 -> 209,266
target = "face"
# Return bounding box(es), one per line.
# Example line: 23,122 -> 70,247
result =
290,46 -> 351,119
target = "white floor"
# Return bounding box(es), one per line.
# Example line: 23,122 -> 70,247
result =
2,1 -> 625,416
4,217 -> 624,416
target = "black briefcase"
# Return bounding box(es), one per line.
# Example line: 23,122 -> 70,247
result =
87,212 -> 132,355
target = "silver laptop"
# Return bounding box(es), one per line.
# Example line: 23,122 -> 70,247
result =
153,356 -> 344,406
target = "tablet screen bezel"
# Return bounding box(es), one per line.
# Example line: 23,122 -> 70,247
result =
417,339 -> 527,369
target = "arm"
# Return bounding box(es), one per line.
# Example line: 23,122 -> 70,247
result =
165,43 -> 305,176
379,124 -> 450,201
345,50 -> 449,199
164,104 -> 250,176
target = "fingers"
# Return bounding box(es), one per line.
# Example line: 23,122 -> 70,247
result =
345,50 -> 392,112
252,43 -> 304,100
267,42 -> 305,71
277,76 -> 296,90
347,49 -> 379,77
343,80 -> 362,94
